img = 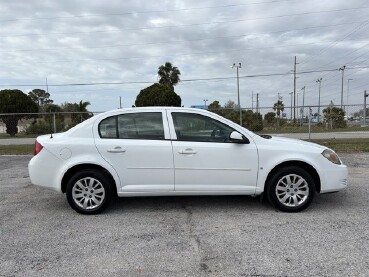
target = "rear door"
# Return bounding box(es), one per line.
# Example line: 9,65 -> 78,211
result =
94,110 -> 174,192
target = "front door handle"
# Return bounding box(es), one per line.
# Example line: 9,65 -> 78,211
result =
179,148 -> 197,155
107,147 -> 126,153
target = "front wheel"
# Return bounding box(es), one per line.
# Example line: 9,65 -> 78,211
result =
266,166 -> 315,212
66,170 -> 112,215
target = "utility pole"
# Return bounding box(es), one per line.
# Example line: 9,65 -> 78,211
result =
46,77 -> 49,95
46,77 -> 56,134
256,93 -> 259,113
316,78 -> 322,122
293,57 -> 296,122
364,90 -> 368,127
339,65 -> 346,109
119,96 -> 122,108
297,92 -> 300,123
301,86 -> 306,123
289,92 -> 293,121
347,79 -> 353,118
232,63 -> 242,126
251,91 -> 254,112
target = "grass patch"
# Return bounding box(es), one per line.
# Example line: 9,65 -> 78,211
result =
0,133 -> 37,139
260,126 -> 369,134
307,138 -> 369,153
0,144 -> 34,155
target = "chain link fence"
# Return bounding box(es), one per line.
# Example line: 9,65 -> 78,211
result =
0,112 -> 96,136
253,104 -> 368,131
0,104 -> 368,137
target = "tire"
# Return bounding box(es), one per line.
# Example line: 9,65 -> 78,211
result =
266,166 -> 315,212
66,170 -> 112,215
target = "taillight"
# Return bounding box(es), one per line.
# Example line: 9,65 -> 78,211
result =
34,141 -> 43,155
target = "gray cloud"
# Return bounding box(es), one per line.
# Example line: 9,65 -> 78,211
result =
0,0 -> 368,111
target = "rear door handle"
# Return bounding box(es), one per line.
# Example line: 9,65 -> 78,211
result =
107,147 -> 126,153
179,148 -> 197,155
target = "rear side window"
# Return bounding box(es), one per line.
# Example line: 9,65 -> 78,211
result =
99,112 -> 165,140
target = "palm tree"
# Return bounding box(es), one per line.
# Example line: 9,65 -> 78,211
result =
273,100 -> 284,128
157,62 -> 181,91
78,100 -> 91,121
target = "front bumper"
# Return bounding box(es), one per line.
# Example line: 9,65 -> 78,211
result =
319,164 -> 348,193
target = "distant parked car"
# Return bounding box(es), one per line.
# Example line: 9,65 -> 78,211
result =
29,107 -> 348,214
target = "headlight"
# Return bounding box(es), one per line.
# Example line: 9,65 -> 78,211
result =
322,149 -> 341,165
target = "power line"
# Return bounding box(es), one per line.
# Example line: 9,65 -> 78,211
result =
298,18 -> 369,97
2,66 -> 367,87
0,0 -> 296,22
1,6 -> 368,38
299,18 -> 369,69
1,20 -> 366,53
4,39 -> 369,65
317,49 -> 369,89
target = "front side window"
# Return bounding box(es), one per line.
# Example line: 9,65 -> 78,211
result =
99,112 -> 165,140
172,112 -> 235,142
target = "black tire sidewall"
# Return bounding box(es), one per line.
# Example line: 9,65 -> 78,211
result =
267,166 -> 315,212
66,170 -> 112,215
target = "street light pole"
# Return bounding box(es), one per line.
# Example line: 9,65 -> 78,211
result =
203,99 -> 208,109
339,65 -> 346,109
316,78 -> 322,122
232,63 -> 242,126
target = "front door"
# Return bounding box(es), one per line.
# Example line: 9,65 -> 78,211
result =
168,111 -> 259,192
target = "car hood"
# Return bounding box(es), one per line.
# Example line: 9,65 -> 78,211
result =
260,135 -> 327,151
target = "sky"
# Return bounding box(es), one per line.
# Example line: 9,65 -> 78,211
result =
1,0 -> 369,114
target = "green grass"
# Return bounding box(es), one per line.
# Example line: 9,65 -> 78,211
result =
306,138 -> 369,153
0,144 -> 34,155
0,133 -> 37,139
260,125 -> 369,134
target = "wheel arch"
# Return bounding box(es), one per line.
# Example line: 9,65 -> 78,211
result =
61,163 -> 118,196
264,160 -> 321,193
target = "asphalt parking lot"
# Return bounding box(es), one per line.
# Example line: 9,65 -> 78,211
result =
0,154 -> 368,277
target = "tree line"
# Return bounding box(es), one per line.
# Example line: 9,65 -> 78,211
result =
0,62 -> 351,136
0,88 -> 91,136
0,62 -> 183,136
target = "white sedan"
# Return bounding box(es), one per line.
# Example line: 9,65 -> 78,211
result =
28,107 -> 348,214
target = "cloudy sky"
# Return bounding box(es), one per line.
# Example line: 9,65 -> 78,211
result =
1,0 -> 369,113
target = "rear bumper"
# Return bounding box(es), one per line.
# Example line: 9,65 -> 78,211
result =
28,148 -> 65,193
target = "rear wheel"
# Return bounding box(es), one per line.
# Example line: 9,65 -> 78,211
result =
266,166 -> 315,212
66,170 -> 112,214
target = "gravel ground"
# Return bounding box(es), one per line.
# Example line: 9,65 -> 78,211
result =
0,154 -> 368,277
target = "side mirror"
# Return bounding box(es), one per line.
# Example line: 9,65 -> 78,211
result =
229,131 -> 249,144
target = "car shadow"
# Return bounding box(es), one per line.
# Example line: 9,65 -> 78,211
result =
107,195 -> 271,214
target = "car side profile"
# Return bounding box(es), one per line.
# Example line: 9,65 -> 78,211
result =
28,107 -> 348,214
